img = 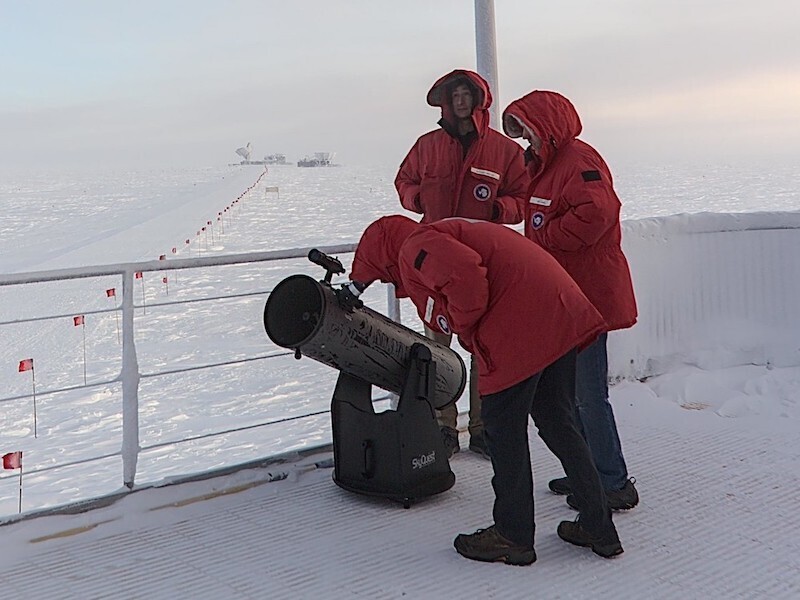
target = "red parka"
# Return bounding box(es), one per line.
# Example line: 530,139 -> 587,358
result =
502,91 -> 637,332
350,215 -> 605,396
395,70 -> 529,224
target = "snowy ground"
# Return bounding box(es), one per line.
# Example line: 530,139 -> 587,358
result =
0,380 -> 797,599
0,161 -> 798,597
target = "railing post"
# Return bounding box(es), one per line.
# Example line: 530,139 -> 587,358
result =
387,284 -> 401,324
386,284 -> 402,409
121,270 -> 141,488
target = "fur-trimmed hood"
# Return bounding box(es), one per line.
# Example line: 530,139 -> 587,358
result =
502,90 -> 582,178
427,69 -> 492,137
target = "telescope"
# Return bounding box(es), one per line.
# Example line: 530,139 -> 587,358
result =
264,250 -> 466,506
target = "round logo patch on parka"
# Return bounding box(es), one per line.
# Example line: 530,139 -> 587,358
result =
436,315 -> 451,334
473,183 -> 491,201
531,211 -> 545,230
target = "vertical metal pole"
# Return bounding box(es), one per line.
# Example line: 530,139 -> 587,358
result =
121,271 -> 141,489
82,323 -> 87,384
387,284 -> 402,410
387,283 -> 401,324
31,369 -> 37,439
474,0 -> 500,128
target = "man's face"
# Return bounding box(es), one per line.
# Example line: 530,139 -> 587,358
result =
451,84 -> 474,119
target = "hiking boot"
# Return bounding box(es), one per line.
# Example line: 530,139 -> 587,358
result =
557,519 -> 623,558
566,478 -> 639,511
454,525 -> 537,566
468,431 -> 491,460
606,478 -> 639,510
548,476 -> 571,495
441,426 -> 460,459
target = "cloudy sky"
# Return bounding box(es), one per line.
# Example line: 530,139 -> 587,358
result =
2,0 -> 799,170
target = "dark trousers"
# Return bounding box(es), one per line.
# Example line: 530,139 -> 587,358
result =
481,349 -> 613,547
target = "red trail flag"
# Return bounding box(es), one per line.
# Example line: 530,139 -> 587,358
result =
4,451 -> 24,512
73,315 -> 85,326
106,288 -> 116,298
2,451 -> 22,470
18,359 -> 38,437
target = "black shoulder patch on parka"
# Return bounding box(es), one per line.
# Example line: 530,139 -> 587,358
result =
414,249 -> 428,270
581,170 -> 602,182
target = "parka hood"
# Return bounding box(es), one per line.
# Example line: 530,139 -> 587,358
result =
426,69 -> 492,136
351,215 -> 420,297
502,90 -> 582,177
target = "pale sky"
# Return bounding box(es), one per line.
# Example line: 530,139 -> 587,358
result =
2,0 -> 799,171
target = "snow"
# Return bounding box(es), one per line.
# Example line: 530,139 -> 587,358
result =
0,161 -> 799,597
610,210 -> 800,380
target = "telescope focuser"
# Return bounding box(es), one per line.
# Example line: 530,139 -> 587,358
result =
308,248 -> 345,283
336,280 -> 366,312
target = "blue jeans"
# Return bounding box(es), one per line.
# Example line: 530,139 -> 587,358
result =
574,333 -> 629,491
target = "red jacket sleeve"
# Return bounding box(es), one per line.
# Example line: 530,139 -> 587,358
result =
400,230 -> 489,334
395,142 -> 423,214
492,150 -> 528,224
539,168 -> 619,252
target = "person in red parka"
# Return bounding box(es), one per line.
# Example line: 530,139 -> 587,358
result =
348,215 -> 623,565
395,69 -> 529,460
502,90 -> 639,511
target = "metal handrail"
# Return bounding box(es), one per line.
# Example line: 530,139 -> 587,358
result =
0,243 -> 401,501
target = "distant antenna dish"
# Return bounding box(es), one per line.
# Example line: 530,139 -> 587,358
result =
235,142 -> 252,161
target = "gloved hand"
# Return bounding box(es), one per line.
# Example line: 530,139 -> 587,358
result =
336,281 -> 366,311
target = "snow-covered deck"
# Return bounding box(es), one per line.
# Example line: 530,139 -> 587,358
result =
1,385 -> 797,599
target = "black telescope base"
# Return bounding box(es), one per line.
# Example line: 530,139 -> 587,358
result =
331,344 -> 456,508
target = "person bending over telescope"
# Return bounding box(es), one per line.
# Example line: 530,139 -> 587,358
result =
342,215 -> 623,565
